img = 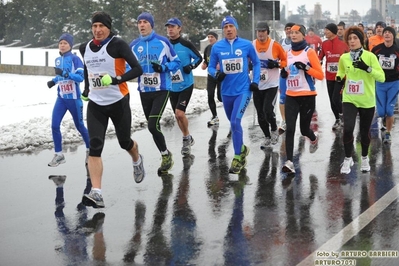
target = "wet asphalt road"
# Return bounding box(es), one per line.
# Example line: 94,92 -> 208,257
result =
1,81 -> 399,266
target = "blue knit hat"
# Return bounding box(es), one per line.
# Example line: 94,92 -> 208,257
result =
221,16 -> 239,30
137,12 -> 154,28
59,33 -> 73,49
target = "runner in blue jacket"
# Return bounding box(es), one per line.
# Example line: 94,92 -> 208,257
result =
165,17 -> 203,156
208,16 -> 261,174
130,12 -> 181,176
47,33 -> 89,167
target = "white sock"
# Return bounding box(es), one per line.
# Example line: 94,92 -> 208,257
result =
161,150 -> 169,155
133,155 -> 142,166
92,188 -> 101,194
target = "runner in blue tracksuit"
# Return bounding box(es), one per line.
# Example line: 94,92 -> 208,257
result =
208,16 -> 261,174
46,33 -> 89,167
130,12 -> 181,175
165,17 -> 203,156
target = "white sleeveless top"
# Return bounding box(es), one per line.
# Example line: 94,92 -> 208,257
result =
286,48 -> 312,94
253,39 -> 280,89
84,38 -> 123,106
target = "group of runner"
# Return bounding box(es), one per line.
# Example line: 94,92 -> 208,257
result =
45,11 -> 399,207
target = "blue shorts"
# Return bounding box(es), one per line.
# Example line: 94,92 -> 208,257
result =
376,80 -> 399,117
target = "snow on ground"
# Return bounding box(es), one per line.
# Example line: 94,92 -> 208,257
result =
0,73 -> 213,153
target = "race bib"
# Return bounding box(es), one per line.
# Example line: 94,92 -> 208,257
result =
88,72 -> 108,89
222,58 -> 243,74
171,69 -> 184,83
260,69 -> 268,81
58,80 -> 75,94
287,75 -> 303,89
326,62 -> 338,73
140,72 -> 161,88
379,56 -> 395,70
347,80 -> 364,94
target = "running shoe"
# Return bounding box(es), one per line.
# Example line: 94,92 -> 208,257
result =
82,190 -> 105,208
260,137 -> 271,150
181,136 -> 195,155
340,157 -> 354,174
158,151 -> 174,175
207,116 -> 219,126
278,121 -> 286,135
133,154 -> 145,183
361,156 -> 370,172
271,130 -> 279,145
240,144 -> 250,160
332,119 -> 342,130
383,132 -> 391,144
229,158 -> 246,174
48,154 -> 66,167
282,160 -> 295,174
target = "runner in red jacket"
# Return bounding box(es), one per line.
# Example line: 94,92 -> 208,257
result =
319,23 -> 349,130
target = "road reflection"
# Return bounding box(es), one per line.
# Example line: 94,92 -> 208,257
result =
170,154 -> 202,264
49,175 -> 106,264
143,174 -> 174,264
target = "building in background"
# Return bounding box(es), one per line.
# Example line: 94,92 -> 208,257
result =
372,0 -> 395,19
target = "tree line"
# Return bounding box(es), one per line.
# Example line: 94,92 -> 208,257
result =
0,0 -> 228,48
0,0 -> 386,49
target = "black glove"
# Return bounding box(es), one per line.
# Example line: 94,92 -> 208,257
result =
182,65 -> 193,74
336,76 -> 343,83
215,71 -> 226,82
151,62 -> 166,73
294,61 -> 309,71
249,82 -> 259,91
280,68 -> 288,79
267,59 -> 279,69
352,58 -> 370,72
54,68 -> 63,76
81,88 -> 90,101
47,80 -> 56,88
55,67 -> 69,78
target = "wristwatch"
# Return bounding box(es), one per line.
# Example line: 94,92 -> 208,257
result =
305,65 -> 310,71
366,67 -> 372,73
116,76 -> 122,84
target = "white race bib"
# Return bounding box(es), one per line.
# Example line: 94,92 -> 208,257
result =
326,62 -> 338,73
379,56 -> 395,70
140,72 -> 161,88
347,80 -> 364,95
171,69 -> 184,83
58,80 -> 75,94
222,58 -> 243,74
260,69 -> 268,81
287,75 -> 303,89
88,72 -> 108,89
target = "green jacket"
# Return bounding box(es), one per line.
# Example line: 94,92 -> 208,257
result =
337,50 -> 385,108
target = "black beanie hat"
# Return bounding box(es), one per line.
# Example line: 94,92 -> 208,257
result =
285,22 -> 295,29
375,21 -> 387,28
207,31 -> 218,40
92,11 -> 112,29
383,26 -> 396,36
325,23 -> 338,35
